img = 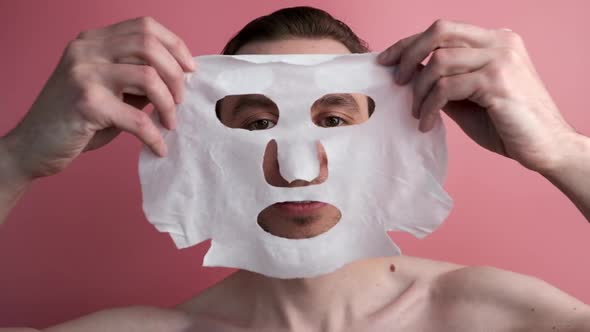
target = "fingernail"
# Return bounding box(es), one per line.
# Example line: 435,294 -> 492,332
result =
169,115 -> 177,131
412,106 -> 420,119
419,121 -> 427,133
159,142 -> 168,157
418,114 -> 428,132
177,90 -> 184,104
189,59 -> 197,71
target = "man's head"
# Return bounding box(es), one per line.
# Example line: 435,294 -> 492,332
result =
216,7 -> 374,239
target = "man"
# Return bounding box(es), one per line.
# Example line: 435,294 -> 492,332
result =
1,6 -> 590,332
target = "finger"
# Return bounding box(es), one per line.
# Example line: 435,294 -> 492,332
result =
412,48 -> 494,117
104,94 -> 168,157
100,63 -> 177,130
397,20 -> 500,84
102,33 -> 186,104
79,16 -> 195,72
377,33 -> 420,66
417,71 -> 484,132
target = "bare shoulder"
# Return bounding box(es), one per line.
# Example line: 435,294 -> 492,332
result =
431,266 -> 590,331
42,306 -> 193,332
391,255 -> 464,279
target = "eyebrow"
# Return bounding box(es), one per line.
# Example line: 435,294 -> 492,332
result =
232,94 -> 277,116
313,93 -> 360,114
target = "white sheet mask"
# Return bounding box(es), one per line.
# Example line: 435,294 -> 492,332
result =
139,53 -> 453,278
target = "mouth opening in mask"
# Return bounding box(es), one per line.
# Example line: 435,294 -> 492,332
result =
257,201 -> 342,239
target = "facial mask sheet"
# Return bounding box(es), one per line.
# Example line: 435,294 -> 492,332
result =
139,53 -> 453,278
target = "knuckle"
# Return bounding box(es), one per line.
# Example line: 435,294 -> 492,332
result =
137,33 -> 159,54
488,63 -> 513,95
498,47 -> 521,64
429,49 -> 450,67
67,63 -> 93,85
170,67 -> 185,85
486,61 -> 510,90
487,61 -> 503,79
76,86 -> 103,118
76,30 -> 90,39
139,66 -> 159,87
134,112 -> 151,132
433,77 -> 450,96
504,30 -> 524,47
136,16 -> 156,33
134,112 -> 152,131
63,39 -> 86,64
430,19 -> 451,35
135,114 -> 160,145
170,37 -> 185,52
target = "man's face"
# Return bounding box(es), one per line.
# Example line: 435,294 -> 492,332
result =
216,38 -> 373,239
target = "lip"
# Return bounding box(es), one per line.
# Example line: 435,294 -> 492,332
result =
274,201 -> 328,215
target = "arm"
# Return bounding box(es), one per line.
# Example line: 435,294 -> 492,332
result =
41,306 -> 192,332
541,133 -> 590,222
0,307 -> 192,332
0,136 -> 31,224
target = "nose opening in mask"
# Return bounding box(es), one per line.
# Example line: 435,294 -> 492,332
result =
262,139 -> 329,187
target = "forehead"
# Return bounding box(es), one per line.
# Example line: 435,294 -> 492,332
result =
236,38 -> 352,55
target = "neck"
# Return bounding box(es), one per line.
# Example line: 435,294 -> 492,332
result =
229,257 -> 410,331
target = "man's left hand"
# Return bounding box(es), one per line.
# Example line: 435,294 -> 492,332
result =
378,20 -> 577,173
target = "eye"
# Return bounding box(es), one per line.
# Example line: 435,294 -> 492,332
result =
319,116 -> 345,128
247,119 -> 277,131
310,93 -> 376,128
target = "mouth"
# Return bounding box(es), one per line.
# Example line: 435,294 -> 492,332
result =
274,201 -> 328,215
257,201 -> 341,239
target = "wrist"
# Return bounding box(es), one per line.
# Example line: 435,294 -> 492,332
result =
538,132 -> 590,180
0,134 -> 33,190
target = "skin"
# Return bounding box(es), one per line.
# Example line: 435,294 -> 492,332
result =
1,16 -> 590,332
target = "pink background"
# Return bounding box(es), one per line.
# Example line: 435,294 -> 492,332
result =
1,0 -> 589,328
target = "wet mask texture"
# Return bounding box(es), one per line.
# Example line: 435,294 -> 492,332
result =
139,53 -> 453,278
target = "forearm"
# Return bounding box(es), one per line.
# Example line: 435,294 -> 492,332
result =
540,133 -> 590,223
0,136 -> 32,225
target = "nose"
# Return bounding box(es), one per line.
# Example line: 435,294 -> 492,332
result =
262,139 -> 328,187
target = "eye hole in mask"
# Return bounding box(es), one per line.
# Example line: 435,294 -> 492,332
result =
310,93 -> 375,128
214,93 -> 375,130
215,94 -> 279,131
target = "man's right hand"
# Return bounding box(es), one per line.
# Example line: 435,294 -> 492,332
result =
2,16 -> 195,181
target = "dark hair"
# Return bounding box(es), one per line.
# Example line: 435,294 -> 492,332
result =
221,6 -> 370,55
218,7 -> 374,117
